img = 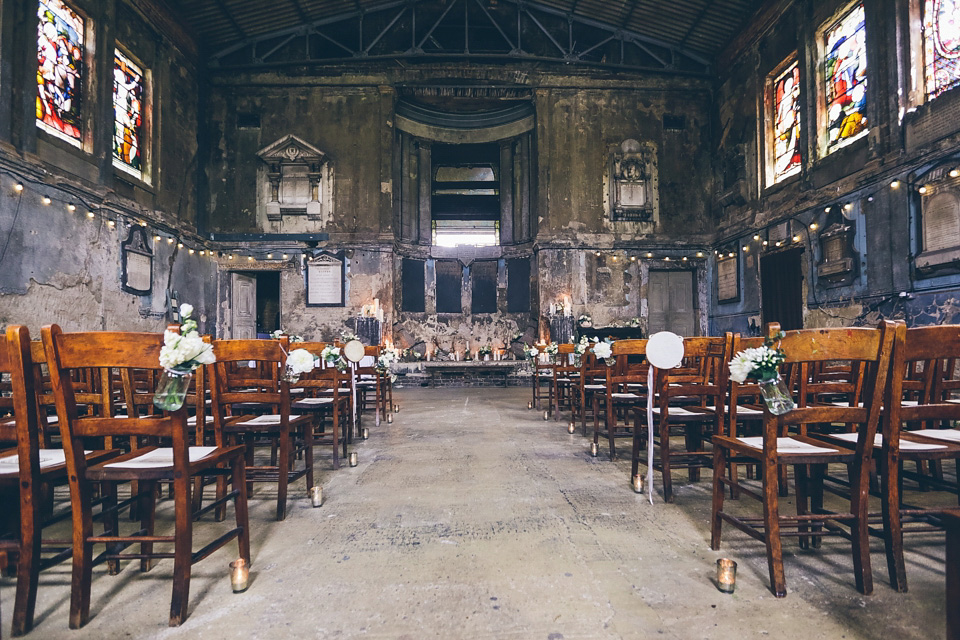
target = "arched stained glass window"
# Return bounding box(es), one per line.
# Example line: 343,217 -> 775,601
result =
823,4 -> 868,154
773,61 -> 801,182
36,0 -> 84,146
113,49 -> 144,178
924,0 -> 960,99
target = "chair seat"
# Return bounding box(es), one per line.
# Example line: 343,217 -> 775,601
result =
583,384 -> 606,390
186,415 -> 215,425
556,377 -> 573,383
293,397 -> 335,407
0,448 -> 92,477
356,381 -> 377,387
103,446 -> 218,469
224,413 -> 311,432
906,429 -> 960,444
86,445 -> 245,481
736,436 -> 841,455
651,405 -> 718,419
611,392 -> 640,399
822,431 -> 949,451
731,405 -> 764,416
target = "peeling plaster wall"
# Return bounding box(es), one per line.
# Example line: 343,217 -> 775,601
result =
0,0 -> 215,335
711,0 -> 960,333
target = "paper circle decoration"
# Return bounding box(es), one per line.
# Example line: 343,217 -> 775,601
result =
342,340 -> 366,363
646,331 -> 684,369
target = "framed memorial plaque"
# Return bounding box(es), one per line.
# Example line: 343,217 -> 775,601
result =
121,227 -> 153,295
716,254 -> 740,304
306,251 -> 345,307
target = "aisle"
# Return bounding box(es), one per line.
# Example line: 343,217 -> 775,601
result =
9,387 -> 945,639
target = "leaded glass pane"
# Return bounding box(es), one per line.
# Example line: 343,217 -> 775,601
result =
924,0 -> 960,100
823,4 -> 868,154
773,61 -> 801,182
37,0 -> 83,146
113,49 -> 144,177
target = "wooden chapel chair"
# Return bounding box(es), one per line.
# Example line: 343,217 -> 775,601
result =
572,349 -> 607,436
593,339 -> 648,460
210,338 -> 314,521
291,341 -> 351,469
710,321 -> 895,597
872,322 -> 960,592
631,334 -> 730,502
0,326 -> 118,636
41,325 -> 250,628
531,346 -> 554,411
549,343 -> 578,421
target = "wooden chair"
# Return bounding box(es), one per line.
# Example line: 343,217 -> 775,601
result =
710,321 -> 895,597
293,341 -> 351,469
355,346 -> 386,425
41,325 -> 250,627
876,323 -> 960,592
531,346 -> 554,411
0,327 -> 119,636
572,349 -> 607,436
210,338 -> 313,521
593,340 -> 648,460
549,344 -> 578,421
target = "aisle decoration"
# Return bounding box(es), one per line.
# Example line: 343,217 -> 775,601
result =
154,303 -> 216,410
728,331 -> 795,415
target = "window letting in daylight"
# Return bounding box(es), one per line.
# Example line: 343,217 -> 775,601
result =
772,61 -> 802,182
823,4 -> 868,154
37,0 -> 84,146
924,0 -> 960,100
113,49 -> 144,179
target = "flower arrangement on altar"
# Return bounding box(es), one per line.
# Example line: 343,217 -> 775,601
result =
376,348 -> 398,373
578,313 -> 593,327
524,345 -> 539,361
478,345 -> 493,357
340,330 -> 360,343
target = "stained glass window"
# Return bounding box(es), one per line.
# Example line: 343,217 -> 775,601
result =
772,61 -> 802,182
36,0 -> 84,146
924,0 -> 960,99
823,4 -> 868,154
113,49 -> 144,177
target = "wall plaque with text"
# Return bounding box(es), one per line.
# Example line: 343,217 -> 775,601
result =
121,227 -> 152,296
306,251 -> 345,306
716,255 -> 740,303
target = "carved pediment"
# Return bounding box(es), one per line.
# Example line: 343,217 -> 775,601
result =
257,135 -> 327,166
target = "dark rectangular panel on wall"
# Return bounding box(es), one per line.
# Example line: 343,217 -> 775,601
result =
401,258 -> 425,312
436,260 -> 462,313
471,261 -> 498,313
507,257 -> 531,312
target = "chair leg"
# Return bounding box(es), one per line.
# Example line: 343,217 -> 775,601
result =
304,419 -> 314,491
140,480 -> 158,572
850,466 -> 874,596
762,457 -> 787,597
69,518 -> 94,629
882,457 -> 908,592
660,418 -> 674,503
232,456 -> 251,564
168,474 -> 193,626
810,463 -> 825,549
606,402 -> 617,460
795,464 -> 810,550
710,445 -> 727,550
12,492 -> 41,635
103,482 -> 121,576
631,411 -> 642,479
276,428 -> 290,521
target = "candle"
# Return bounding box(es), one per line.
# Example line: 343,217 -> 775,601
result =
716,559 -> 737,593
349,452 -> 358,467
229,559 -> 249,592
387,413 -> 393,424
590,442 -> 599,457
309,486 -> 323,507
632,474 -> 643,493
568,422 -> 576,434
361,427 -> 369,440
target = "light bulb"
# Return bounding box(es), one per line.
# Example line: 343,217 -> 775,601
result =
67,203 -> 76,211
809,222 -> 818,230
696,252 -> 703,258
86,211 -> 95,219
42,196 -> 51,205
950,169 -> 959,178
646,252 -> 653,258
918,186 -> 928,195
14,183 -> 23,192
682,256 -> 688,261
282,254 -> 289,259
891,180 -> 901,189
154,235 -> 161,241
188,248 -> 195,254
267,253 -> 273,259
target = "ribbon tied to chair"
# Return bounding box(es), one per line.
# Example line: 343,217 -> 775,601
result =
644,331 -> 685,504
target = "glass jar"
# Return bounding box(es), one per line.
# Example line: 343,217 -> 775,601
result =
153,368 -> 193,411
758,375 -> 796,415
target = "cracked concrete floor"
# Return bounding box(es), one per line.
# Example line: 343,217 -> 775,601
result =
1,387 -> 948,639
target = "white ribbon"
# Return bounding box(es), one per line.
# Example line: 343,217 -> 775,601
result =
646,364 -> 655,505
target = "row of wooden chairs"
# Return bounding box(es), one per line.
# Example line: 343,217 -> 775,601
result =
537,322 -> 960,599
0,328 -> 393,635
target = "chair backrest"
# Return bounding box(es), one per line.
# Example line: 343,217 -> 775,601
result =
0,326 -> 42,493
773,321 -> 896,462
297,341 -> 350,397
655,335 -> 731,422
728,333 -> 766,425
885,323 -> 960,438
209,339 -> 291,419
41,325 -> 189,499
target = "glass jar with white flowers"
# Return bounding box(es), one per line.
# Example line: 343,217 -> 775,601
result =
727,331 -> 795,415
154,304 -> 216,411
283,348 -> 315,384
592,339 -> 615,367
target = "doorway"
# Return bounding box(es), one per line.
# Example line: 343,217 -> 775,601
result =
648,270 -> 695,336
760,248 -> 803,331
230,271 -> 281,338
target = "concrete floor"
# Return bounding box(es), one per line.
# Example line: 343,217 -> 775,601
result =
1,387 -> 948,639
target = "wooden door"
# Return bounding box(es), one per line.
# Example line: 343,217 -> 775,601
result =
231,273 -> 257,339
648,270 -> 695,336
760,249 -> 803,331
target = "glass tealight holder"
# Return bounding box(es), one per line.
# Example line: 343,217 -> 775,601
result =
229,558 -> 249,593
716,558 -> 737,593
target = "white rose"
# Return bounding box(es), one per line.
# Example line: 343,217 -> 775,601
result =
593,342 -> 612,360
728,350 -> 755,384
179,303 -> 193,319
286,348 -> 315,374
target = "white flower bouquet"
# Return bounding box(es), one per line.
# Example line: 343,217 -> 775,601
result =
271,329 -> 303,343
524,345 -> 539,361
543,343 -> 559,356
728,332 -> 786,383
592,339 -> 615,366
286,348 -> 315,375
578,313 -> 592,327
154,303 -> 214,410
